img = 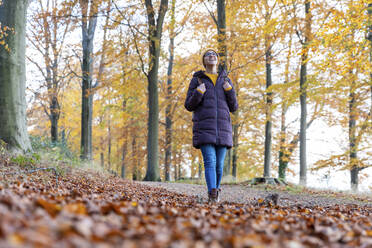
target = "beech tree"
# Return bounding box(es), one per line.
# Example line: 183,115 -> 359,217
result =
0,0 -> 31,153
143,0 -> 168,181
27,0 -> 73,144
79,0 -> 100,160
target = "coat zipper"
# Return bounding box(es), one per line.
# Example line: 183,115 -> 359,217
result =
215,76 -> 219,144
205,74 -> 220,144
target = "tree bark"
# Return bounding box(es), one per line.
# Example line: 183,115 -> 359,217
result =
278,36 -> 292,180
107,117 -> 112,170
164,0 -> 175,182
0,0 -> 31,153
132,136 -> 138,180
143,0 -> 168,181
299,0 -> 311,186
349,80 -> 358,191
223,149 -> 231,176
100,152 -> 104,168
121,142 -> 127,179
278,100 -> 288,179
263,40 -> 273,178
217,0 -> 227,72
50,96 -> 59,143
80,0 -> 98,160
232,119 -> 239,180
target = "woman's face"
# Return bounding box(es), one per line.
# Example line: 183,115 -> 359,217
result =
203,51 -> 218,66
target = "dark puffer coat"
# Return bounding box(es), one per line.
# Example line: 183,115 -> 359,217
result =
184,70 -> 238,149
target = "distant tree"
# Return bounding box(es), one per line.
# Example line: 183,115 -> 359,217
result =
27,0 -> 73,144
311,0 -> 371,191
164,0 -> 176,181
143,0 -> 168,181
298,0 -> 311,186
79,0 -> 100,160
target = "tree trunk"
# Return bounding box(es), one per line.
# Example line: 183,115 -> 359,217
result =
232,120 -> 239,180
164,0 -> 175,182
61,129 -> 66,145
80,0 -> 98,160
121,141 -> 127,179
263,41 -> 272,177
349,80 -> 358,191
198,162 -> 202,179
174,154 -> 178,181
299,0 -> 311,186
132,136 -> 138,181
223,149 -> 231,176
143,0 -> 168,181
50,96 -> 59,143
0,0 -> 31,153
217,0 -> 227,72
107,117 -> 111,170
232,154 -> 237,179
278,103 -> 288,179
278,32 -> 292,180
217,0 -> 230,179
100,152 -> 104,168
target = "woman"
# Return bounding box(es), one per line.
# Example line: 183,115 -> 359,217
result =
184,49 -> 238,203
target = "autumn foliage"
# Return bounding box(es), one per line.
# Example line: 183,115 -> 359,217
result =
24,0 -> 372,188
1,159 -> 372,247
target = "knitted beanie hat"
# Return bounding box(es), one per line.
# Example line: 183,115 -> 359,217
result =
202,48 -> 219,68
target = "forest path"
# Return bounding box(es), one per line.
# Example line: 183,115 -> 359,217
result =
1,163 -> 372,247
139,181 -> 372,207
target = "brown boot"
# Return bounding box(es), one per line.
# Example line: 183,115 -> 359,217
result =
208,188 -> 218,203
216,188 -> 221,203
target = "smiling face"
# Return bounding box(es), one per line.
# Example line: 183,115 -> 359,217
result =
203,50 -> 218,67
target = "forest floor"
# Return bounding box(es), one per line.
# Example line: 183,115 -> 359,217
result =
0,162 -> 372,247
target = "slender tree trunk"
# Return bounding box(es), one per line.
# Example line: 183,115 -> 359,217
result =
198,153 -> 202,179
178,156 -> 181,179
217,0 -> 227,72
174,154 -> 178,181
198,162 -> 202,179
232,120 -> 239,180
132,136 -> 138,180
278,103 -> 288,179
107,117 -> 112,170
80,0 -> 98,160
61,129 -> 66,145
299,0 -> 311,186
263,39 -> 273,177
278,37 -> 292,180
217,0 -> 231,179
50,96 -> 59,143
232,153 -> 237,179
224,149 -> 231,176
0,0 -> 31,153
121,142 -> 127,179
100,152 -> 104,168
143,0 -> 168,181
164,0 -> 175,182
349,79 -> 358,191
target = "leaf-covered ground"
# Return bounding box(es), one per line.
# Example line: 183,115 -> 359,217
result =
0,164 -> 372,248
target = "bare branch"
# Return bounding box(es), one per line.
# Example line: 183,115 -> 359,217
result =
201,0 -> 218,26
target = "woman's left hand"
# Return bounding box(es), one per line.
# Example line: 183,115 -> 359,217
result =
223,80 -> 232,90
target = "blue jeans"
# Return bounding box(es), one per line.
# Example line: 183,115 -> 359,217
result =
200,144 -> 227,193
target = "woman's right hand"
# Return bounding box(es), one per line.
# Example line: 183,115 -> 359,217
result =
197,83 -> 206,94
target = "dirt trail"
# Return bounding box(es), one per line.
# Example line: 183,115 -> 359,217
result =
139,181 -> 372,207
